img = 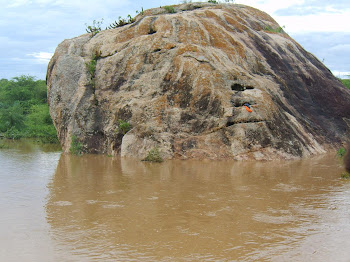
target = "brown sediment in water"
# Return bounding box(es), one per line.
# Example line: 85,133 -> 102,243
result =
2,141 -> 350,261
44,153 -> 350,261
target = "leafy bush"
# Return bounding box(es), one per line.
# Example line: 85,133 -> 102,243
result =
136,7 -> 144,15
265,25 -> 285,33
0,76 -> 59,143
116,120 -> 132,135
24,104 -> 59,143
337,147 -> 347,158
70,135 -> 83,155
164,6 -> 175,13
142,147 -> 164,162
107,15 -> 135,29
0,101 -> 25,132
341,172 -> 350,179
341,79 -> 350,89
86,51 -> 101,91
85,19 -> 104,36
0,143 -> 9,149
4,127 -> 22,140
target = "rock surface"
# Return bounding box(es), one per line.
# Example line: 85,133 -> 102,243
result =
47,3 -> 350,160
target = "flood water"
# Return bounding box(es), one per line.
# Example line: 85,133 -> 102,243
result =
1,140 -> 350,261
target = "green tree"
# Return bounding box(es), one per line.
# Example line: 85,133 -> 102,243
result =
0,75 -> 58,143
0,102 -> 25,132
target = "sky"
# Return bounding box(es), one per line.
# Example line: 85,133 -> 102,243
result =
0,0 -> 349,80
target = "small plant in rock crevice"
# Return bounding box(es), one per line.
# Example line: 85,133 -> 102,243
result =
264,25 -> 285,33
116,120 -> 132,135
142,147 -> 164,162
337,147 -> 347,158
86,50 -> 101,93
85,19 -> 104,37
70,135 -> 83,155
164,5 -> 175,13
136,7 -> 144,15
341,172 -> 350,179
107,14 -> 135,29
337,147 -> 350,179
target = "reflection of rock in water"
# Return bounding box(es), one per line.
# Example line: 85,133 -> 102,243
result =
46,153 -> 347,261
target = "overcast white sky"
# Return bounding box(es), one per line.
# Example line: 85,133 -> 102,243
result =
0,0 -> 349,79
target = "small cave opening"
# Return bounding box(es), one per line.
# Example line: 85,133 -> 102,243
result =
231,83 -> 245,91
231,83 -> 255,91
226,120 -> 235,127
230,98 -> 255,108
148,28 -> 157,35
226,117 -> 235,127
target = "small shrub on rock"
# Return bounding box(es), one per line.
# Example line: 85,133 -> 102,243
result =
142,147 -> 163,162
116,120 -> 132,135
70,135 -> 83,155
85,19 -> 103,36
341,172 -> 350,179
337,147 -> 346,158
164,6 -> 175,13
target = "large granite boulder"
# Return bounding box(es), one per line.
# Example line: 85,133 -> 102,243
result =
47,3 -> 350,160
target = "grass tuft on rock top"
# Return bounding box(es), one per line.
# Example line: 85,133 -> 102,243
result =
142,147 -> 164,162
164,5 -> 175,13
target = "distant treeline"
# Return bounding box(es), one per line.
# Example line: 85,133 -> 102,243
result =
0,75 -> 58,143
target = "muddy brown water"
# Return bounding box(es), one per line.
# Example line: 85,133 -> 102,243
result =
1,140 -> 350,261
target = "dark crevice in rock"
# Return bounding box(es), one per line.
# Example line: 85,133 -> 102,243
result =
231,83 -> 244,91
231,83 -> 255,91
99,50 -> 118,59
226,118 -> 266,127
232,101 -> 255,107
46,61 -> 56,85
148,28 -> 157,34
226,120 -> 235,127
148,17 -> 158,35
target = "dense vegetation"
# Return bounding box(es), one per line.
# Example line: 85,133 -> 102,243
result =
0,75 -> 58,143
341,79 -> 350,90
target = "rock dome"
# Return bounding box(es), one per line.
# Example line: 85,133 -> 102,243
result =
47,3 -> 350,160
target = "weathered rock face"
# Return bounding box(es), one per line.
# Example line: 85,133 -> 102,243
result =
47,3 -> 350,160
